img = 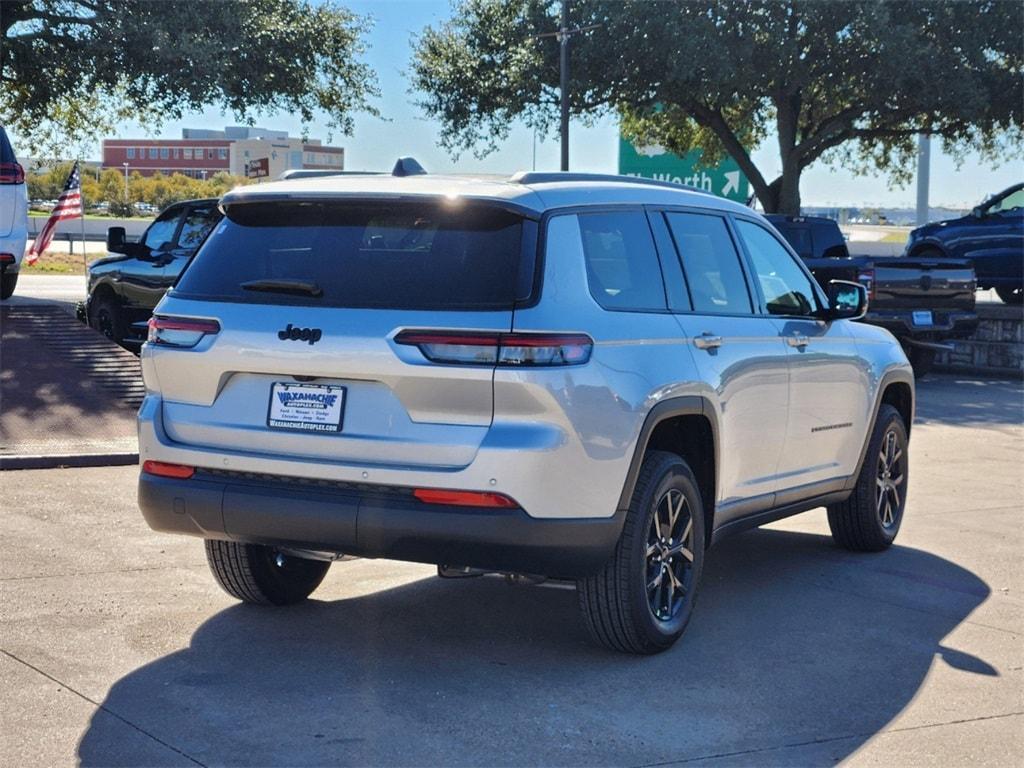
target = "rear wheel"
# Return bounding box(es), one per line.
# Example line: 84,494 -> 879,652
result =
205,540 -> 330,605
827,404 -> 908,552
577,450 -> 706,654
995,286 -> 1022,305
906,346 -> 935,379
0,271 -> 17,300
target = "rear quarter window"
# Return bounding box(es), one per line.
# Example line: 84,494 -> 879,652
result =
577,211 -> 667,311
172,200 -> 532,310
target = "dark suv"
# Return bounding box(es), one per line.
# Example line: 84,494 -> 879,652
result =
84,199 -> 221,345
905,183 -> 1023,304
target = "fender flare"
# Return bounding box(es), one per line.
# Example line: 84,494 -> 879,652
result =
615,395 -> 720,512
844,366 -> 915,491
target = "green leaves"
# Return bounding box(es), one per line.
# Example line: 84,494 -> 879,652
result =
2,0 -> 379,154
412,0 -> 1022,213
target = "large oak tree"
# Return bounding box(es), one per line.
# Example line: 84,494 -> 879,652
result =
1,0 -> 378,154
412,0 -> 1022,213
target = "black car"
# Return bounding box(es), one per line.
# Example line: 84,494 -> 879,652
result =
905,183 -> 1024,304
84,199 -> 221,345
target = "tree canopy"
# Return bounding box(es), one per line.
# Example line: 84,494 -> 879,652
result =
2,0 -> 378,155
412,0 -> 1023,213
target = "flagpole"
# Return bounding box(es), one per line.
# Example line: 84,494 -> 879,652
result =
79,160 -> 87,291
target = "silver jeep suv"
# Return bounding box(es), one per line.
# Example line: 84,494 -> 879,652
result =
138,168 -> 913,654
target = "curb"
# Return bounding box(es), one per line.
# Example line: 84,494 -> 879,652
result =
0,452 -> 139,471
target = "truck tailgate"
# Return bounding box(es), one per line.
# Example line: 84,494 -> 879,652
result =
869,258 -> 975,311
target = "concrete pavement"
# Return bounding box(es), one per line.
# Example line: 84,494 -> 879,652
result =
1,374 -> 1021,766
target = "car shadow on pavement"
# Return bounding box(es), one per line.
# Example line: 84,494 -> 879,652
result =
78,528 -> 993,767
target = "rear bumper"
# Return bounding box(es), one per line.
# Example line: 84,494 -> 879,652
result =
138,469 -> 623,578
864,311 -> 979,340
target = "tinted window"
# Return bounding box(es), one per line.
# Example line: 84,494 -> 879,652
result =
812,220 -> 849,258
142,207 -> 183,251
578,211 -> 666,311
735,219 -> 819,316
177,205 -> 221,251
666,212 -> 751,314
174,201 -> 527,310
0,127 -> 16,164
775,224 -> 813,258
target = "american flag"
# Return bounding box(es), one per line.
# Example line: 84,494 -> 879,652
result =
25,161 -> 83,265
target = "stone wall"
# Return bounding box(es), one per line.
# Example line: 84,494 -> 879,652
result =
935,303 -> 1023,377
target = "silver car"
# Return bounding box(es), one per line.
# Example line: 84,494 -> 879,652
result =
137,168 -> 913,654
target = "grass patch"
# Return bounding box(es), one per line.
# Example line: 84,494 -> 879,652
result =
880,232 -> 909,244
19,251 -> 90,275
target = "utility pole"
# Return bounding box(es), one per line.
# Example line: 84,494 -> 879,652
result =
559,0 -> 570,171
916,134 -> 930,226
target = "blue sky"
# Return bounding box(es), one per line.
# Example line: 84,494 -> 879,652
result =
42,0 -> 1024,208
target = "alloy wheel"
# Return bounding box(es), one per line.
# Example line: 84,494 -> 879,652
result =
646,488 -> 695,621
876,429 -> 905,528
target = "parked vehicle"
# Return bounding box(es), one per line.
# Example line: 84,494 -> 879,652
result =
905,183 -> 1024,305
768,214 -> 977,377
137,168 -> 913,654
83,198 -> 221,345
0,125 -> 29,300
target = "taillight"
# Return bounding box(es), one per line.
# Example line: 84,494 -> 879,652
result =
413,488 -> 518,508
147,315 -> 220,348
395,330 -> 592,367
0,254 -> 15,265
0,162 -> 25,184
857,268 -> 875,301
142,460 -> 195,479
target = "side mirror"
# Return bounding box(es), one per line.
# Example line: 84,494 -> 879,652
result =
106,226 -> 127,253
823,280 -> 867,321
971,206 -> 985,219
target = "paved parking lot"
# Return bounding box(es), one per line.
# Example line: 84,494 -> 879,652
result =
1,374 -> 1022,767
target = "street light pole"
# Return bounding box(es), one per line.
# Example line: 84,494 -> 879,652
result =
559,0 -> 570,171
122,162 -> 129,202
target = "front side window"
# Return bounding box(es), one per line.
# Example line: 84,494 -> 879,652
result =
735,219 -> 819,316
990,188 -> 1024,214
577,211 -> 667,312
666,212 -> 752,314
141,207 -> 183,251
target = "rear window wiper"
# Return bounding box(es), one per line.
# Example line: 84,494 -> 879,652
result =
240,279 -> 323,298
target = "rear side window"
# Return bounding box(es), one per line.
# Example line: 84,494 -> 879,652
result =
578,211 -> 667,311
177,205 -> 221,251
665,212 -> 752,314
0,127 -> 16,164
173,201 -> 528,310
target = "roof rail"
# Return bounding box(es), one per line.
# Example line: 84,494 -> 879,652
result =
508,171 -> 710,195
392,157 -> 427,177
278,169 -> 384,180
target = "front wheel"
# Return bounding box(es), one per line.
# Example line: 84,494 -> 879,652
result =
577,451 -> 706,654
995,286 -> 1022,305
0,271 -> 17,300
205,540 -> 330,605
827,404 -> 908,552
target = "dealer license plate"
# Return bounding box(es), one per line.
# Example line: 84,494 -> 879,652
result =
267,382 -> 345,433
911,310 -> 933,326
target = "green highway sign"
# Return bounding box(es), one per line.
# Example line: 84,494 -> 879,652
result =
618,136 -> 750,203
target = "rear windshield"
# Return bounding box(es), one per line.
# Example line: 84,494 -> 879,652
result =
173,200 -> 532,310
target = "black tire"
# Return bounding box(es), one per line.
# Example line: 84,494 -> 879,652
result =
577,450 -> 706,654
906,346 -> 935,379
0,271 -> 17,300
995,286 -> 1022,305
827,404 -> 908,552
204,540 -> 330,606
88,295 -> 125,343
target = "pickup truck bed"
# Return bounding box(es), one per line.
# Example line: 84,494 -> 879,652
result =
768,215 -> 978,377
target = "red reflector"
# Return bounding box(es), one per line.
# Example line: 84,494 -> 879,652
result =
142,460 -> 195,479
148,316 -> 221,334
0,253 -> 15,264
413,488 -> 518,508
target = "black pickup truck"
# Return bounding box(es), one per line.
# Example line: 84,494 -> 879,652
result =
767,215 -> 977,377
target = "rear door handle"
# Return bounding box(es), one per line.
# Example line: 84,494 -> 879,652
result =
694,332 -> 723,350
787,335 -> 810,348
